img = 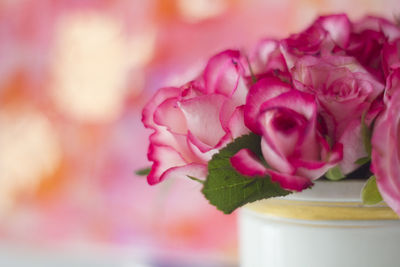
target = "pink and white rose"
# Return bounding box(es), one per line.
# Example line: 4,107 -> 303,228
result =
141,13 -> 400,215
231,77 -> 343,191
281,14 -> 352,68
292,54 -> 384,173
372,89 -> 400,216
142,50 -> 250,184
346,16 -> 400,82
247,38 -> 289,81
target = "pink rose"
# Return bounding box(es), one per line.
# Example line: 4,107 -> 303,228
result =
292,54 -> 384,173
247,39 -> 289,81
371,88 -> 400,216
142,50 -> 250,184
231,77 -> 342,191
346,16 -> 400,82
351,16 -> 400,42
281,14 -> 351,68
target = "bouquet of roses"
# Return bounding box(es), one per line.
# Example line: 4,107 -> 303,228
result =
139,14 -> 400,215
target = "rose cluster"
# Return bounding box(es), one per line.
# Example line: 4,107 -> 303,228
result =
142,14 -> 400,215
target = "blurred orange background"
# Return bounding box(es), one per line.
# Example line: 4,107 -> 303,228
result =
0,0 -> 398,266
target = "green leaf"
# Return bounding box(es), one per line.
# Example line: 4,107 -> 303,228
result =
362,175 -> 383,205
325,165 -> 345,181
187,175 -> 204,184
354,156 -> 370,165
361,112 -> 372,156
135,167 -> 151,176
202,133 -> 291,214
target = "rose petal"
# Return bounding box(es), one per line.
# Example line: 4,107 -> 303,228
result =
280,21 -> 334,69
187,131 -> 213,153
219,78 -> 248,131
179,94 -> 227,147
266,169 -> 313,192
292,142 -> 343,179
149,129 -> 202,164
353,16 -> 400,42
317,14 -> 351,48
258,90 -> 319,161
384,68 -> 400,103
259,107 -> 308,159
261,138 -> 294,174
372,90 -> 400,215
338,119 -> 367,174
227,106 -> 250,139
244,77 -> 292,134
187,135 -> 218,162
382,39 -> 400,76
250,39 -> 288,75
284,23 -> 328,54
142,87 -> 181,130
203,50 -> 244,96
147,144 -> 188,185
161,163 -> 208,182
154,98 -> 187,134
230,149 -> 267,177
259,90 -> 316,125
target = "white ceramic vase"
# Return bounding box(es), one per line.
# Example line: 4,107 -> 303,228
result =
239,180 -> 400,267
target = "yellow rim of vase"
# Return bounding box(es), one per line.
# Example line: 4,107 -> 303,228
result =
245,199 -> 399,221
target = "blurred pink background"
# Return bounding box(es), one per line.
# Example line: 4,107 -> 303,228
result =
0,0 -> 398,266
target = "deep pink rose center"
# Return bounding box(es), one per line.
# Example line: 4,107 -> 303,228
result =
273,113 -> 300,134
